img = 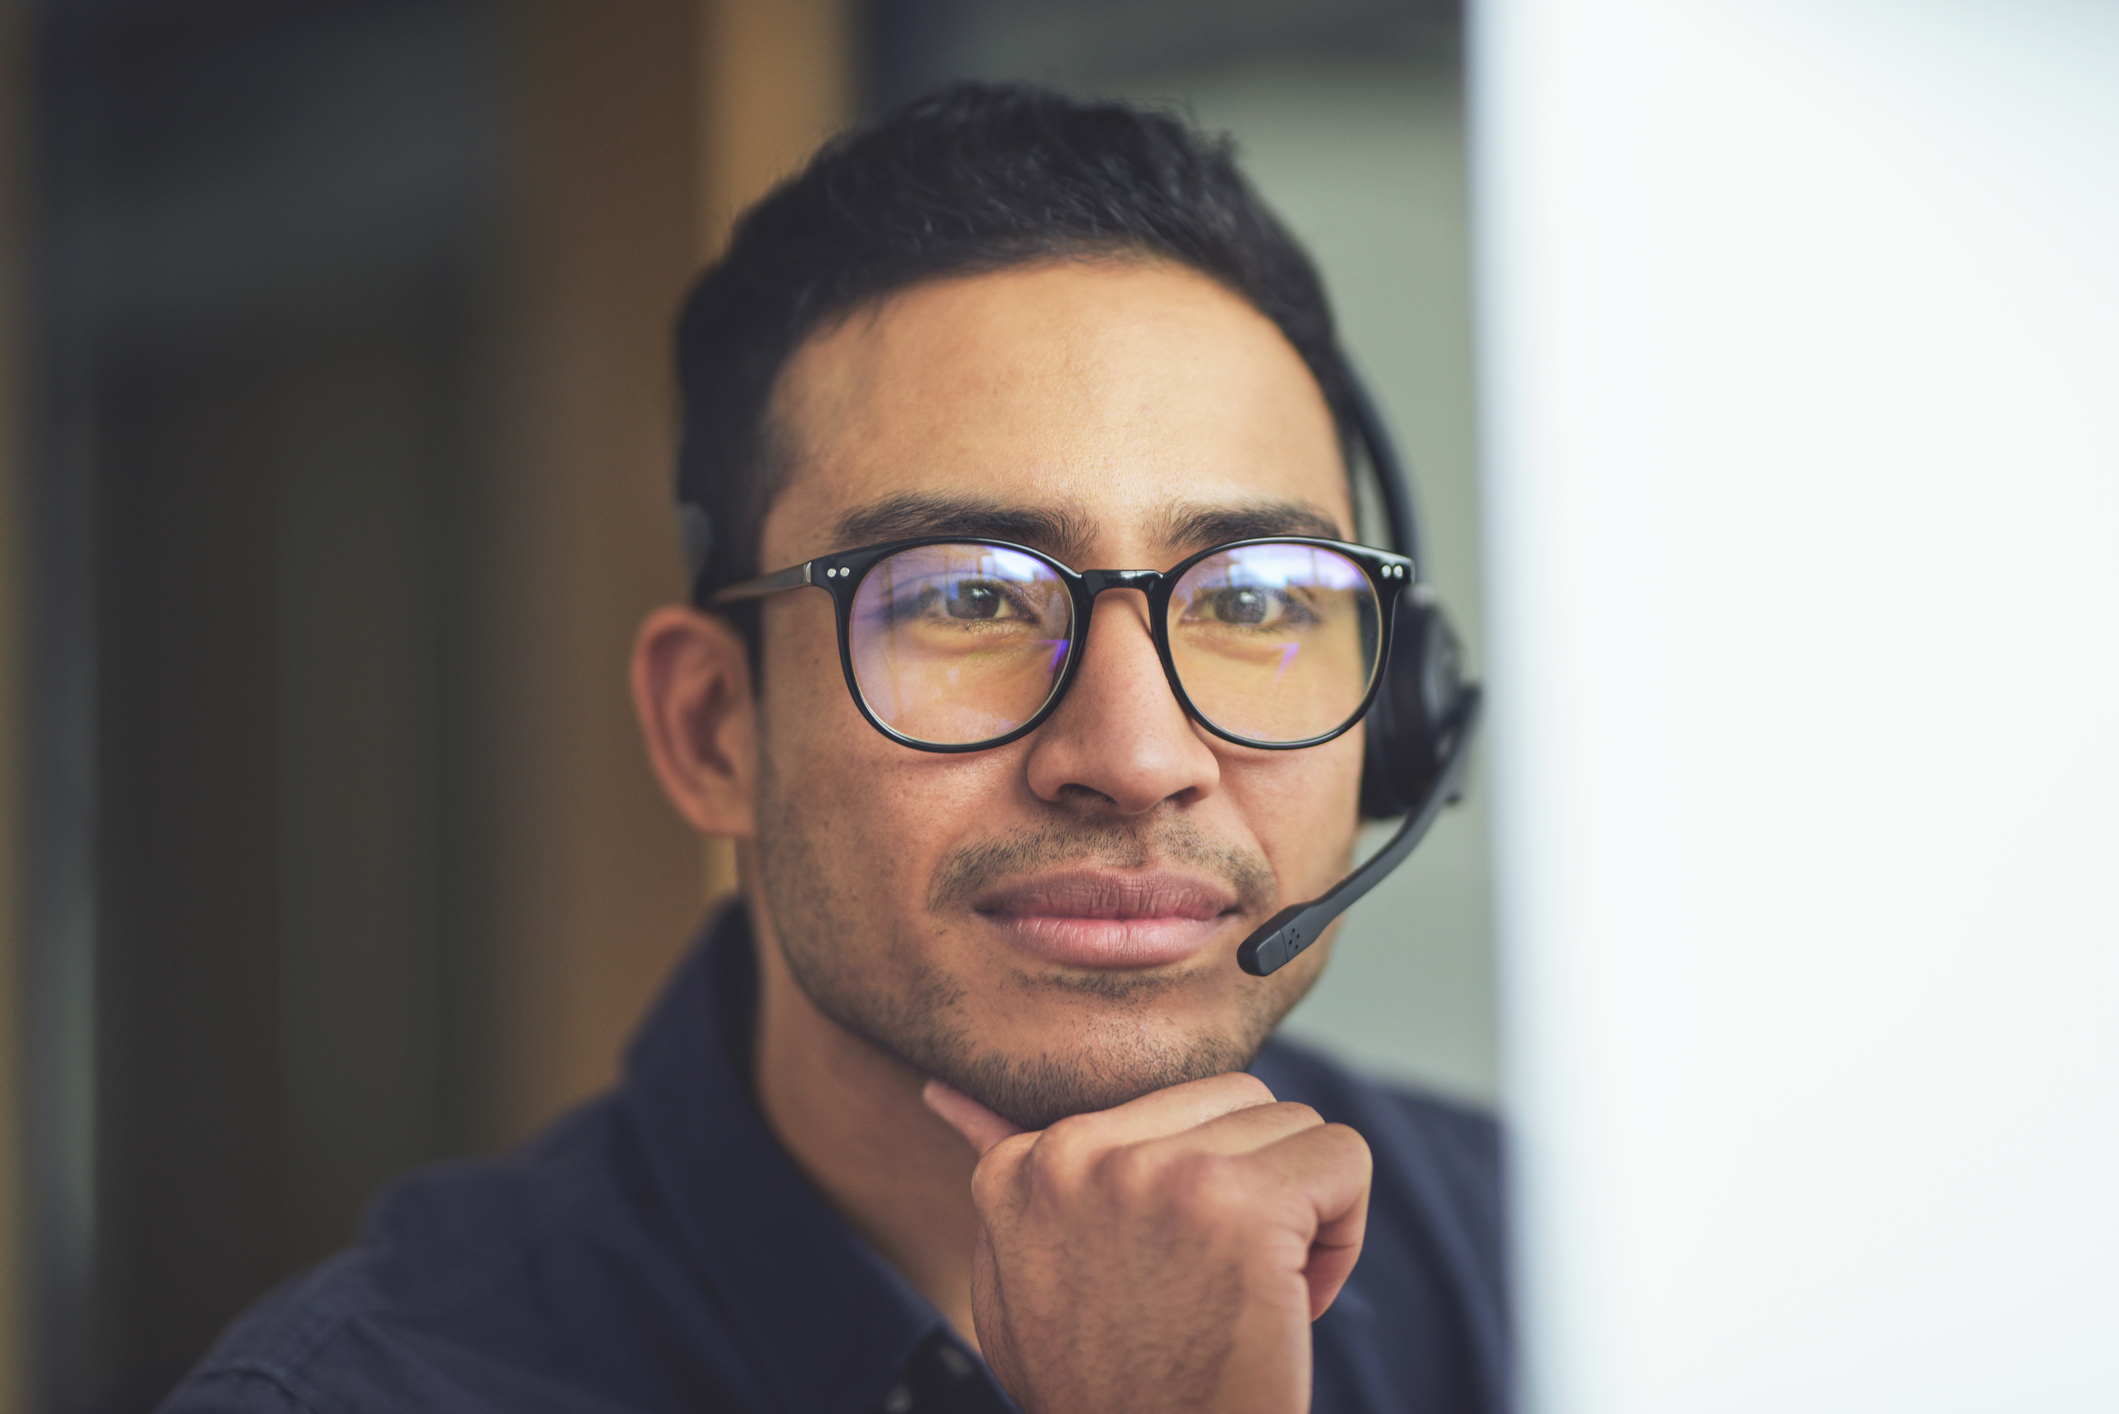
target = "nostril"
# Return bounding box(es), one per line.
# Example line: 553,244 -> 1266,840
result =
1053,783 -> 1119,807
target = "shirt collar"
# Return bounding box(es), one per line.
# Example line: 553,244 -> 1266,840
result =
620,905 -> 974,1414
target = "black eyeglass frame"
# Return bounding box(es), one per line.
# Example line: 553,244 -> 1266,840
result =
711,534 -> 1415,754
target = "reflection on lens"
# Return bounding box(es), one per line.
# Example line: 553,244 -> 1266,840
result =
849,544 -> 1074,745
1168,544 -> 1378,744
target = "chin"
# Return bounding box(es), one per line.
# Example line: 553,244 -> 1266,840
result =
931,1024 -> 1264,1132
856,964 -> 1293,1132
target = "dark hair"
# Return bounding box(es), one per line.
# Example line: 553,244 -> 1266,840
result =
673,79 -> 1357,613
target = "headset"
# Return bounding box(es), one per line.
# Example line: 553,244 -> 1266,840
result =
1233,373 -> 1483,978
678,370 -> 1481,981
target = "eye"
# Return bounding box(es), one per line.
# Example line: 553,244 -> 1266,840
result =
944,579 -> 1015,621
1188,586 -> 1303,627
1217,587 -> 1273,625
875,575 -> 1040,627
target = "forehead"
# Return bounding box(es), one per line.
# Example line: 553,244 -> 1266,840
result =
760,260 -> 1351,564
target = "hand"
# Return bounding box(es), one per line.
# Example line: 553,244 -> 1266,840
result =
923,1072 -> 1372,1414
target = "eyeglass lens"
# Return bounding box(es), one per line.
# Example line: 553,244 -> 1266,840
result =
847,542 -> 1381,748
1168,542 -> 1379,744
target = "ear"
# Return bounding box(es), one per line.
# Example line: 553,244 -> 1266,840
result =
631,604 -> 758,838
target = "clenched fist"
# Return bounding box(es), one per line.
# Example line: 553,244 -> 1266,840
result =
924,1072 -> 1373,1414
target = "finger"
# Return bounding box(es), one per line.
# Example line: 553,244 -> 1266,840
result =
1135,1099 -> 1325,1160
1248,1122 -> 1374,1319
1044,1071 -> 1281,1147
923,1078 -> 1025,1156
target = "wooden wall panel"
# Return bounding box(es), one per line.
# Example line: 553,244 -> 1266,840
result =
482,0 -> 707,1145
698,0 -> 855,256
486,0 -> 851,1143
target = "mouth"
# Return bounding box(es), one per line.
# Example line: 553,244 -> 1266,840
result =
970,868 -> 1247,969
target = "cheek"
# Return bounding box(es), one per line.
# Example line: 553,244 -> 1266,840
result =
755,593 -> 886,797
759,592 -> 843,713
1234,726 -> 1367,885
756,610 -> 1030,889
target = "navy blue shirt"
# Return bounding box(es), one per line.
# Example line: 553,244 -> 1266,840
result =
161,908 -> 1510,1413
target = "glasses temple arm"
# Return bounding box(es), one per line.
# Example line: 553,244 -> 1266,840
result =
709,561 -> 814,606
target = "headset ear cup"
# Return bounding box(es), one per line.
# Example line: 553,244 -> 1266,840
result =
1360,601 -> 1468,818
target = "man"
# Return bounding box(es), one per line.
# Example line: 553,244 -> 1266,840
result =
163,83 -> 1505,1414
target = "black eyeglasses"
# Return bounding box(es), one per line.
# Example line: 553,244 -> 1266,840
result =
712,536 -> 1413,753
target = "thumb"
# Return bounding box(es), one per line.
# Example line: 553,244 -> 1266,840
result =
922,1078 -> 1025,1156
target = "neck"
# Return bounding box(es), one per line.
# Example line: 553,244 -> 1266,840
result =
745,892 -> 982,1347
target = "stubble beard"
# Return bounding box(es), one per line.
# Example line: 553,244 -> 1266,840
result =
754,747 -> 1313,1131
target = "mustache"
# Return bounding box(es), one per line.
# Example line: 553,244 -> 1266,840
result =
927,816 -> 1278,917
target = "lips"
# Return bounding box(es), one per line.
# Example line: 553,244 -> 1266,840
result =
971,869 -> 1244,969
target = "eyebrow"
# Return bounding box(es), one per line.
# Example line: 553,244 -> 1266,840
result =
832,493 -> 1348,567
836,494 -> 1098,563
1156,501 -> 1347,548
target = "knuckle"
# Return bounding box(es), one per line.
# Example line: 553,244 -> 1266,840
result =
1029,1113 -> 1100,1172
969,1168 -> 1007,1215
1094,1140 -> 1160,1201
1322,1120 -> 1371,1154
970,1135 -> 1037,1208
1170,1151 -> 1252,1225
1016,1119 -> 1106,1206
1322,1122 -> 1375,1173
1276,1100 -> 1324,1129
1040,1110 -> 1103,1149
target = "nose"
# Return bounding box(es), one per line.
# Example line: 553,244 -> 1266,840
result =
1021,589 -> 1222,814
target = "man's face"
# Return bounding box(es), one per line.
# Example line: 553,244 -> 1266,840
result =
748,259 -> 1365,1129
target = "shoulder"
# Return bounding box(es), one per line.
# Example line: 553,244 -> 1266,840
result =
153,1246 -> 391,1414
155,1095 -> 735,1414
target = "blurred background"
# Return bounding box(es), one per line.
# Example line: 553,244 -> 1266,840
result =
0,0 -> 1487,1407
